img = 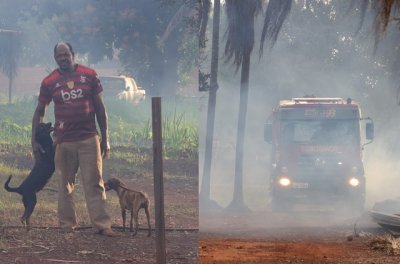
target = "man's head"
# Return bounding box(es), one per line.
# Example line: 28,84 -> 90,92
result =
54,42 -> 75,72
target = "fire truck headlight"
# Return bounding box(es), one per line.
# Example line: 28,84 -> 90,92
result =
349,177 -> 360,187
278,177 -> 291,187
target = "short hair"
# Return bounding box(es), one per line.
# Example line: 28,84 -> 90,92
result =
53,42 -> 75,56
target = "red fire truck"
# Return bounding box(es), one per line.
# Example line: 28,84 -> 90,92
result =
264,97 -> 374,212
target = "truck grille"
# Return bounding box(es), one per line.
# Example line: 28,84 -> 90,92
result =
297,154 -> 344,176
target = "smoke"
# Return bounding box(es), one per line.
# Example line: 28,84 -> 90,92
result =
199,2 -> 400,231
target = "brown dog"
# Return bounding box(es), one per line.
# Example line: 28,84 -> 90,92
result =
104,177 -> 151,237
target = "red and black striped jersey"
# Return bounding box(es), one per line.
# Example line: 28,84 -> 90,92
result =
38,64 -> 103,143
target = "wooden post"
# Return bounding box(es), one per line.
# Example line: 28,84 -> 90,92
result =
152,97 -> 166,264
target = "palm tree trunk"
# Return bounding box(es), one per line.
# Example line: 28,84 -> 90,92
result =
200,82 -> 217,204
226,53 -> 251,212
200,0 -> 221,211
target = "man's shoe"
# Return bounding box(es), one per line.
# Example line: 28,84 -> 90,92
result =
98,228 -> 118,237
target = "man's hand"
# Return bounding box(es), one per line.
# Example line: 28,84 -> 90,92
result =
100,139 -> 110,159
32,141 -> 44,162
93,93 -> 110,159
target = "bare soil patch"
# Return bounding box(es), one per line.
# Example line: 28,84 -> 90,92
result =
199,211 -> 400,263
1,227 -> 197,264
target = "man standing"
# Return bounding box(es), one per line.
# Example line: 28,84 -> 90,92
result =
31,42 -> 116,236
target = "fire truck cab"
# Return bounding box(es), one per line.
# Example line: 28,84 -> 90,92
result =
264,97 -> 374,212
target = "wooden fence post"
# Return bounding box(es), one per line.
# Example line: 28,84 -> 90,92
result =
152,97 -> 166,263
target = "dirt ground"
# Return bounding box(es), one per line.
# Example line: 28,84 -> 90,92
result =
199,210 -> 400,264
1,227 -> 197,264
0,145 -> 198,264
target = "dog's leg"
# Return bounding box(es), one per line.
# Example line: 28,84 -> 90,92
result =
25,194 -> 36,230
21,197 -> 29,228
21,194 -> 36,230
25,215 -> 32,230
121,209 -> 126,232
130,209 -> 134,233
132,209 -> 139,236
145,205 -> 151,237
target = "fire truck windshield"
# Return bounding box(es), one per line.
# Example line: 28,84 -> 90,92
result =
280,119 -> 359,145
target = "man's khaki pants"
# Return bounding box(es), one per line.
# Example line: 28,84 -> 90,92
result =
55,135 -> 111,231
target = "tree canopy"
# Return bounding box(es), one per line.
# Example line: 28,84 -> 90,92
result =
0,0 -> 199,96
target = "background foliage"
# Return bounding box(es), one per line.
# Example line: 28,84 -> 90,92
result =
0,97 -> 199,159
0,0 -> 199,96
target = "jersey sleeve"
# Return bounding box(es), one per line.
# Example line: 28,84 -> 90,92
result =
92,71 -> 103,95
38,80 -> 52,105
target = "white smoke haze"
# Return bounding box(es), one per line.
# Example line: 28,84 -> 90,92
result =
199,2 -> 400,231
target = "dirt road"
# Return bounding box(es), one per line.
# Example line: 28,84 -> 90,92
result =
199,211 -> 400,263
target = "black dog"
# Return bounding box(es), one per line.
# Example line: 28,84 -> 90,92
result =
4,122 -> 55,228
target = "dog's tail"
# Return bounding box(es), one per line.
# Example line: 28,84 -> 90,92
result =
4,175 -> 21,194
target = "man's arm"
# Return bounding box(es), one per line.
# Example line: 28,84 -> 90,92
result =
93,92 -> 110,158
32,102 -> 47,161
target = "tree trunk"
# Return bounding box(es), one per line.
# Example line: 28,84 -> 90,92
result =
226,53 -> 251,212
199,0 -> 221,212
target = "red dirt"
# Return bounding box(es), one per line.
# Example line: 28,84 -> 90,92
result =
199,211 -> 400,263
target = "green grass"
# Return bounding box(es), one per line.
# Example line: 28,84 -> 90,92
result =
0,96 -> 199,159
106,97 -> 199,159
0,162 -> 30,177
110,150 -> 150,165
